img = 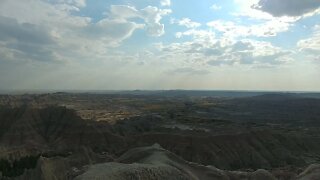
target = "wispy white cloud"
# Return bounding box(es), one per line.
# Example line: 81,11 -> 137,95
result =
160,0 -> 171,7
210,4 -> 221,11
207,19 -> 290,38
171,18 -> 201,29
140,6 -> 172,36
160,28 -> 292,67
109,5 -> 172,37
297,24 -> 320,56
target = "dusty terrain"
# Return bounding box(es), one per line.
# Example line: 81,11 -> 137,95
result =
0,91 -> 320,179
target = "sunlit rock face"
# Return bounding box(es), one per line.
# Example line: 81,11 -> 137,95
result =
75,144 -> 277,180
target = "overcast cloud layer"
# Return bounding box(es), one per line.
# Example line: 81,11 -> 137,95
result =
0,0 -> 319,91
253,0 -> 320,17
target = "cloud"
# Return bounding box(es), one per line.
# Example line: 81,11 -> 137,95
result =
175,29 -> 216,43
171,18 -> 201,29
109,5 -> 140,19
0,0 -> 91,29
211,40 -> 292,66
233,0 -> 305,22
0,0 -> 172,64
0,16 -> 59,62
252,0 -> 320,17
84,19 -> 144,47
141,6 -> 172,36
210,4 -> 222,11
160,0 -> 171,7
169,67 -> 210,75
44,0 -> 87,14
0,16 -> 53,45
52,0 -> 86,9
109,5 -> 171,37
297,24 -> 320,55
0,1 -> 143,62
159,28 -> 292,67
207,19 -> 290,37
69,0 -> 86,8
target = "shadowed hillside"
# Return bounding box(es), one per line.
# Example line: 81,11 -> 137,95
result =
0,93 -> 320,179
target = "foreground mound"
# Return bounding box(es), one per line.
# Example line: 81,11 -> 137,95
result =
75,144 -> 277,180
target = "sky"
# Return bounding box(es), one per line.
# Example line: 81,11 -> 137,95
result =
0,0 -> 320,91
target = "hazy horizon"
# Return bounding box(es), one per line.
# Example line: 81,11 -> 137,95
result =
1,89 -> 320,95
0,0 -> 320,91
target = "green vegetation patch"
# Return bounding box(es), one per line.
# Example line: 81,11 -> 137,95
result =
0,155 -> 39,177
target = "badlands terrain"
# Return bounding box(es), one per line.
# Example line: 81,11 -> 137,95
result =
0,91 -> 320,179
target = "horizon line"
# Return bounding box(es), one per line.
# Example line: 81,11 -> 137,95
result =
1,89 -> 320,94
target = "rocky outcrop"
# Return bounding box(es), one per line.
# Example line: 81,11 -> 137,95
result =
3,144 -> 318,180
1,106 -> 320,179
297,164 -> 320,180
76,144 -> 278,180
0,106 -> 127,155
126,131 -> 320,170
0,106 -> 126,179
75,162 -> 191,180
